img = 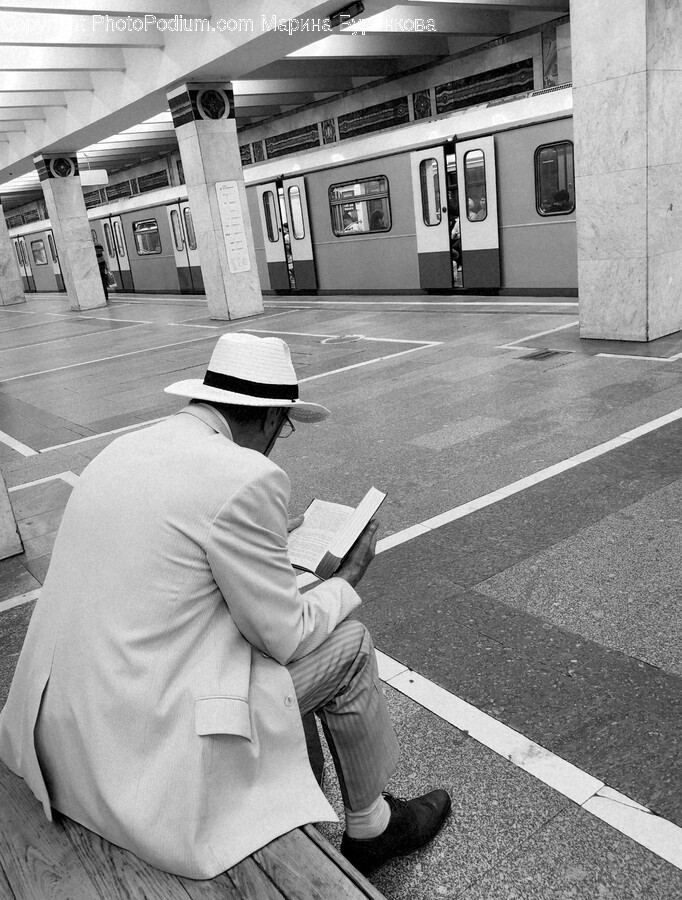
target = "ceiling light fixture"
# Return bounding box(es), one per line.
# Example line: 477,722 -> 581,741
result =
329,1 -> 364,28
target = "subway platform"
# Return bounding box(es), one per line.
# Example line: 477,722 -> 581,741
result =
1,292 -> 681,899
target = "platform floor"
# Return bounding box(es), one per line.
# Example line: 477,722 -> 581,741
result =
1,292 -> 681,899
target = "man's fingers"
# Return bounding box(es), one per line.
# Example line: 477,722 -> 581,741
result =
287,514 -> 305,532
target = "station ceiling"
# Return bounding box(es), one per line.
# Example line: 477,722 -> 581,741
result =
0,0 -> 568,209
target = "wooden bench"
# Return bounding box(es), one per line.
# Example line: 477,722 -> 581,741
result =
0,762 -> 386,900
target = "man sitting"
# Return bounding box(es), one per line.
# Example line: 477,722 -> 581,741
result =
0,332 -> 450,879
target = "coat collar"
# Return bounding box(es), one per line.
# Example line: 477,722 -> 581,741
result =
177,402 -> 234,442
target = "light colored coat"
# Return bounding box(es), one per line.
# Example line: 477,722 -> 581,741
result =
0,405 -> 361,878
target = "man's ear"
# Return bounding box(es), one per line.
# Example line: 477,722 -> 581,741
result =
263,407 -> 283,435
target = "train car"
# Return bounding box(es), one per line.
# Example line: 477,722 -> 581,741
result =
89,187 -> 204,295
7,86 -> 575,298
10,223 -> 65,293
244,85 -> 576,296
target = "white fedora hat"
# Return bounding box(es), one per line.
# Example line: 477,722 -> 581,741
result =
165,332 -> 330,423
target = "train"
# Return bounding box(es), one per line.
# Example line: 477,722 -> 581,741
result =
7,85 -> 576,298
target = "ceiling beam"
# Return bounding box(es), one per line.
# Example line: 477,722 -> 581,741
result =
234,78 -> 355,94
406,0 -> 568,9
0,46 -> 125,69
0,91 -> 67,106
288,33 -> 451,56
0,1 -> 210,14
0,108 -> 47,120
0,72 -> 94,91
81,136 -> 178,150
0,11 -> 164,46
353,5 -> 510,33
244,57 -> 431,79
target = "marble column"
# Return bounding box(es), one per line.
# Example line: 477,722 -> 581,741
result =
34,154 -> 106,311
0,472 -> 22,560
572,0 -> 682,341
168,83 -> 263,320
0,201 -> 25,306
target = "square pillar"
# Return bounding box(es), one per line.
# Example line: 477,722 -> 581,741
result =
572,0 -> 682,340
168,83 -> 264,320
34,154 -> 107,311
0,200 -> 25,307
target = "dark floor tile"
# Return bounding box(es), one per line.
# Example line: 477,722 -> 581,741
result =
24,556 -> 50,584
0,556 -> 40,601
459,805 -> 682,900
17,506 -> 65,541
10,479 -> 73,520
0,601 -> 36,708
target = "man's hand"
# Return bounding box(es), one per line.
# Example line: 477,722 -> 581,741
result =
287,514 -> 305,532
335,519 -> 379,589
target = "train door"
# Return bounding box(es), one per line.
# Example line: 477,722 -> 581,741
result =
166,202 -> 203,293
47,231 -> 65,291
180,202 -> 204,292
410,148 -> 452,289
455,136 -> 501,289
27,232 -> 57,292
109,215 -> 134,291
280,177 -> 317,291
256,183 -> 289,290
15,238 -> 36,291
100,220 -> 118,292
256,179 -> 316,291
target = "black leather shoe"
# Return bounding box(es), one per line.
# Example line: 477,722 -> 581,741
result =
340,789 -> 451,876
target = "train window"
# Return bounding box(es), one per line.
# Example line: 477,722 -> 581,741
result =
31,240 -> 48,265
262,191 -> 278,242
329,176 -> 391,236
183,208 -> 197,250
103,222 -> 115,257
91,229 -> 98,242
132,219 -> 162,255
288,186 -> 305,240
464,150 -> 487,222
48,233 -> 58,263
536,142 -> 575,216
114,221 -> 126,257
14,242 -> 23,267
419,159 -> 442,226
170,209 -> 184,251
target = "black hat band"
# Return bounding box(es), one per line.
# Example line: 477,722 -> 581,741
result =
203,369 -> 298,400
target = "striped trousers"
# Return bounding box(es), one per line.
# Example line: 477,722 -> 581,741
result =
287,620 -> 400,811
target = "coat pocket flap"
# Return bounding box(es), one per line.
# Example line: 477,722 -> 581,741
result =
194,697 -> 252,739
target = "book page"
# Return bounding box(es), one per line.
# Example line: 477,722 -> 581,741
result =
327,487 -> 386,560
288,499 -> 354,572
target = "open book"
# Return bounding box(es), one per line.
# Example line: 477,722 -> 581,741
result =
288,486 -> 386,580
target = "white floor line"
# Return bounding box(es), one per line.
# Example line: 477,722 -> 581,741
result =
497,320 -> 579,349
0,430 -> 38,457
0,589 -> 41,612
0,333 -> 219,383
39,418 -> 167,453
375,651 -> 682,871
18,310 -> 153,326
0,322 -> 150,354
596,352 -> 681,364
264,300 -> 579,308
300,342 -> 441,384
8,471 -> 79,492
250,327 -> 439,347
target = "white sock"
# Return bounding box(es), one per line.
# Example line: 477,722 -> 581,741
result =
344,795 -> 391,840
